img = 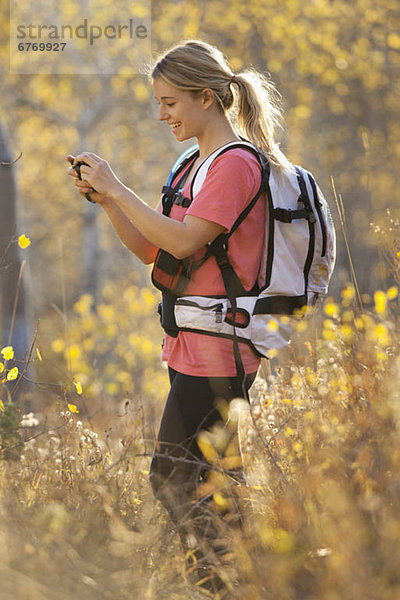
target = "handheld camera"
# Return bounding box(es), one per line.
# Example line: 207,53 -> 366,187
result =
68,157 -> 97,204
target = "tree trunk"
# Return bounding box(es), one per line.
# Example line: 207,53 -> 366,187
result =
0,121 -> 32,409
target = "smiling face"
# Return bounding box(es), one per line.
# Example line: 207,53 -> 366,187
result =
153,76 -> 214,142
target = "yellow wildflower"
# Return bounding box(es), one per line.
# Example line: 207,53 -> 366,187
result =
376,350 -> 388,362
354,317 -> 364,330
0,399 -> 4,411
74,382 -> 83,395
295,320 -> 308,333
51,339 -> 65,353
324,302 -> 339,318
291,373 -> 302,389
322,329 -> 336,341
7,367 -> 19,381
374,290 -> 386,314
68,345 -> 81,360
68,403 -> 80,413
0,363 -> 3,373
341,285 -> 355,300
267,320 -> 279,332
1,346 -> 14,360
374,324 -> 390,346
340,324 -> 354,341
18,234 -> 31,249
387,286 -> 398,300
36,348 -> 43,361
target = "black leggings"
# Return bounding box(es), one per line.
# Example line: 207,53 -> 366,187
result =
149,367 -> 256,550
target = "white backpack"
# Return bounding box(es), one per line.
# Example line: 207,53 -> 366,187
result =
152,140 -> 336,370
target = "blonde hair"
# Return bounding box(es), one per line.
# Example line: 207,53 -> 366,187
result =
148,39 -> 291,170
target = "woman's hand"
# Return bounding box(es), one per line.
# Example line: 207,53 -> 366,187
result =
66,155 -> 106,204
66,152 -> 124,204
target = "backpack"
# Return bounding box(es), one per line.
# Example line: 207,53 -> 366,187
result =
151,139 -> 336,384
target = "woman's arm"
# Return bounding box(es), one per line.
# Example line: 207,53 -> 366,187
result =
71,152 -> 227,260
109,183 -> 226,259
101,198 -> 159,264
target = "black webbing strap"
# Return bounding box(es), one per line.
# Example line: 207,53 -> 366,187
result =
212,238 -> 248,298
294,169 -> 317,224
161,152 -> 199,216
211,238 -> 248,396
254,294 -> 307,315
273,206 -> 310,223
172,193 -> 192,208
228,162 -> 270,236
295,167 -> 316,296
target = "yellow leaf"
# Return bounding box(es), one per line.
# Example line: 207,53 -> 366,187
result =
388,33 -> 400,50
74,381 -> 83,395
220,455 -> 243,470
0,362 -> 3,373
68,403 -> 80,413
213,493 -> 229,510
36,348 -> 43,361
7,367 -> 19,381
1,346 -> 14,360
0,399 -> 5,411
197,432 -> 218,462
18,234 -> 31,249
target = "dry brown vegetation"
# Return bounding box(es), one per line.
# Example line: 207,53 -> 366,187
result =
1,232 -> 400,599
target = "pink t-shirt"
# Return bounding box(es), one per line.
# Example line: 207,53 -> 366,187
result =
160,147 -> 267,377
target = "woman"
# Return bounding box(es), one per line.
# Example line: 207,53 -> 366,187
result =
67,40 -> 292,596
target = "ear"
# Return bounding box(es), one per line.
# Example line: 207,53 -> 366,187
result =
200,88 -> 216,110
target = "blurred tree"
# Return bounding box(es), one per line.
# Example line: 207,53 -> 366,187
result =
0,121 -> 30,358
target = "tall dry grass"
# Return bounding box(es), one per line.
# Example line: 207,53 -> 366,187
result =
1,218 -> 400,599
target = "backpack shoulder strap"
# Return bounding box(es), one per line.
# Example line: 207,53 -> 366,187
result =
161,145 -> 199,215
191,139 -> 266,198
167,144 -> 199,187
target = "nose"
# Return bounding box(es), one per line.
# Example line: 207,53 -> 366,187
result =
158,105 -> 169,121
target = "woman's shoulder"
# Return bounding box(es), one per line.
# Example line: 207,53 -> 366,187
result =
209,145 -> 262,174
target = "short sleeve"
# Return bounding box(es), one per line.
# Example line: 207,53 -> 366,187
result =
185,150 -> 262,232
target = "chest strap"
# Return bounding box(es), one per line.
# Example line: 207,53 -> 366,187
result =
161,187 -> 193,208
161,153 -> 198,215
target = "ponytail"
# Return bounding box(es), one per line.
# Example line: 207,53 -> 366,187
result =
230,70 -> 292,171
